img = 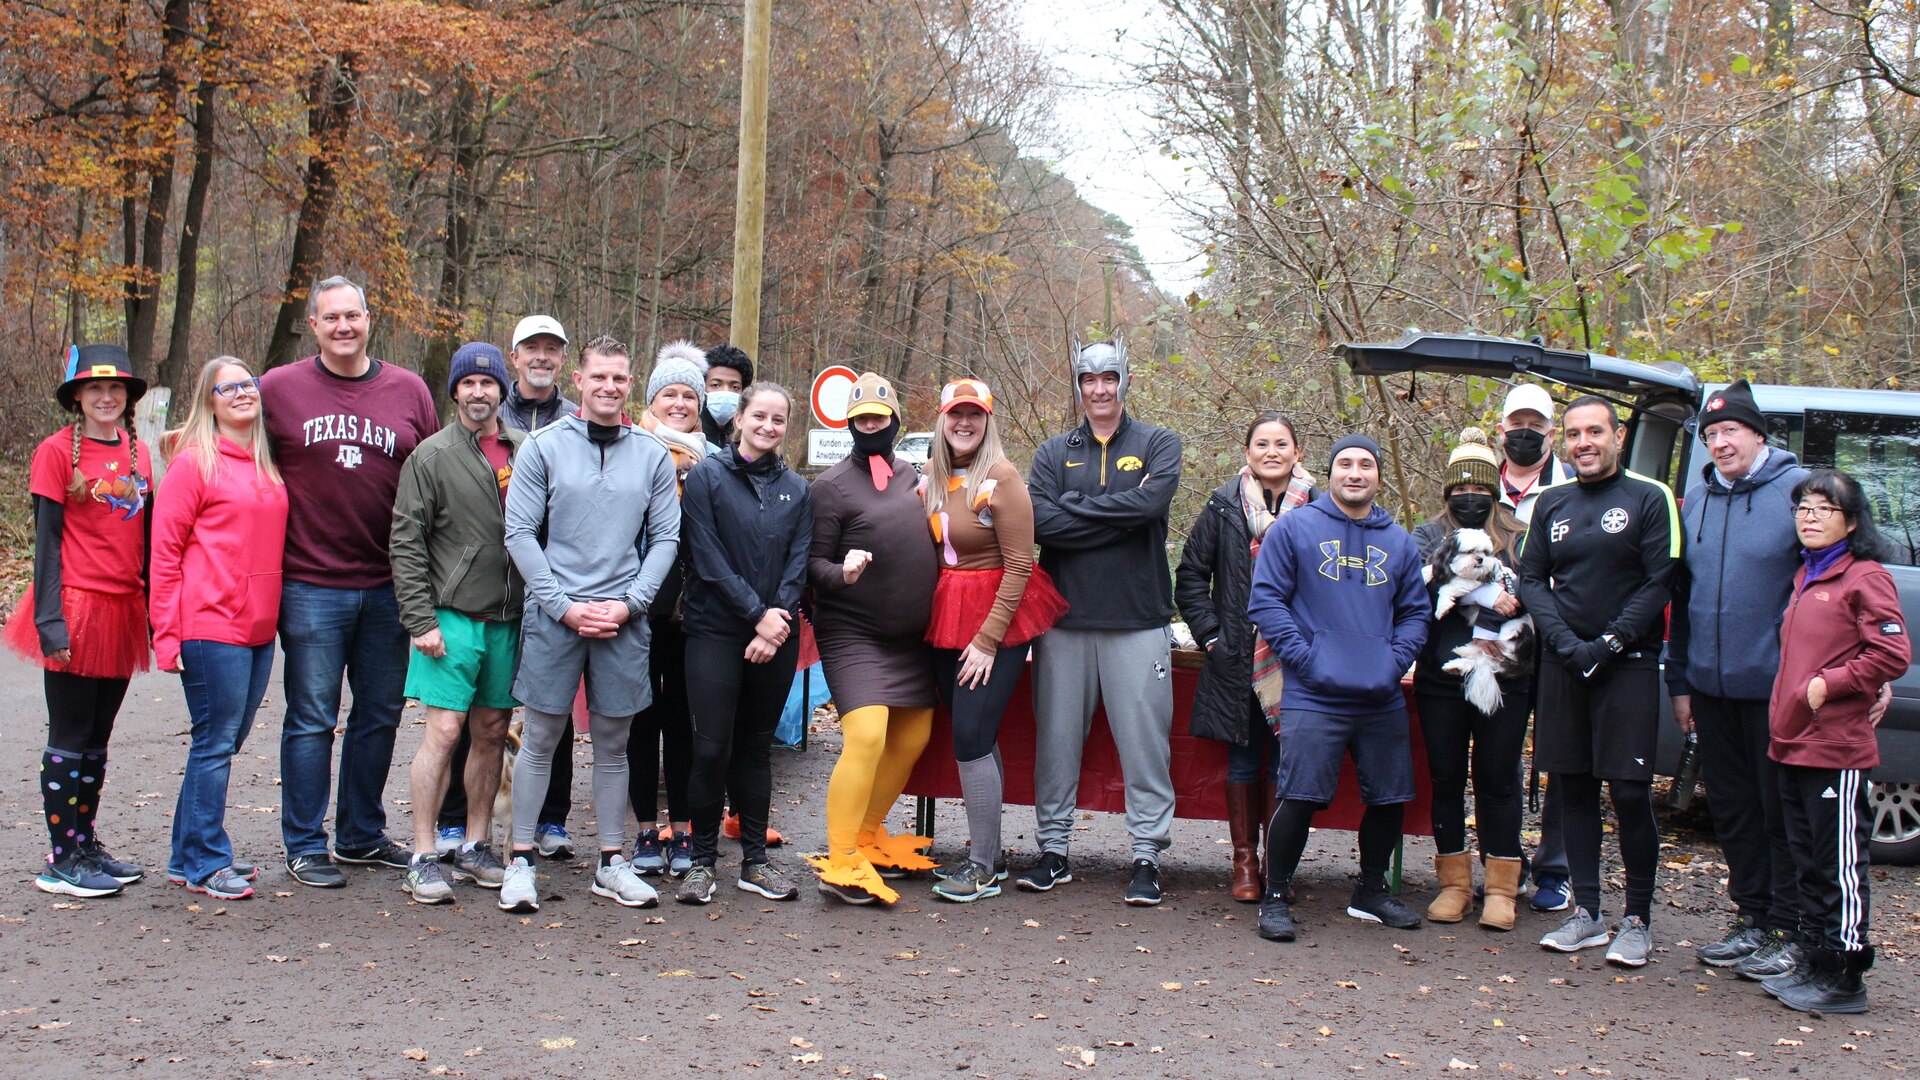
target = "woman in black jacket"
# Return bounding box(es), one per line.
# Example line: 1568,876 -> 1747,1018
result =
676,383 -> 812,906
1410,428 -> 1531,931
1174,413 -> 1312,901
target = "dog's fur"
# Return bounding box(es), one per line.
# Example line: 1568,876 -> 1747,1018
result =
491,714 -> 523,827
1423,528 -> 1534,714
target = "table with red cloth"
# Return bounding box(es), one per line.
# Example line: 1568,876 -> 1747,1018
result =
905,658 -> 1432,836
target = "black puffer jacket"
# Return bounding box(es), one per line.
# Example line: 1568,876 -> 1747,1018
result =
1175,479 -> 1261,745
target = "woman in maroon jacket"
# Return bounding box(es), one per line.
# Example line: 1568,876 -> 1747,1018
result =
1768,468 -> 1909,1015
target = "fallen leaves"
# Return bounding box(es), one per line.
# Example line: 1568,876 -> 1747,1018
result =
403,1048 -> 428,1061
540,1037 -> 576,1050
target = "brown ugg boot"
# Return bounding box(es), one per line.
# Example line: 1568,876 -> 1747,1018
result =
1226,782 -> 1263,902
1480,855 -> 1523,931
1427,850 -> 1475,923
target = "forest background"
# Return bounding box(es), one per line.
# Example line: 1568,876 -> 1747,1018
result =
2,0 -> 1919,566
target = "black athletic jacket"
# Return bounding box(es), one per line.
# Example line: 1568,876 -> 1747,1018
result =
1029,413 -> 1183,630
1517,468 -> 1681,660
680,446 -> 812,643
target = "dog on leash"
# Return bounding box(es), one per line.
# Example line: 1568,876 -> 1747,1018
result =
1424,528 -> 1534,714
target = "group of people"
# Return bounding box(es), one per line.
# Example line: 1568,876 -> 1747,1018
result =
11,280 -> 1904,1014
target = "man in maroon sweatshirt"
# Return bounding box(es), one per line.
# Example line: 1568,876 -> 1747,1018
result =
260,275 -> 439,888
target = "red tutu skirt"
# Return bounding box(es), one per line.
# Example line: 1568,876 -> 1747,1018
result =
4,586 -> 150,680
925,566 -> 1070,650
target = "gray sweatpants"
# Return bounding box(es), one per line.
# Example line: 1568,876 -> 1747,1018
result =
1031,625 -> 1176,863
513,707 -> 631,851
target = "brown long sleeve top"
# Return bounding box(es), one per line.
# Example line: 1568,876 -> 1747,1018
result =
930,457 -> 1035,654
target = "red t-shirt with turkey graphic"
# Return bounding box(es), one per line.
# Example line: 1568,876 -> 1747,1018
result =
29,427 -> 149,596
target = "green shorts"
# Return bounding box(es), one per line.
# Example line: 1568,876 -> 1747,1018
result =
404,609 -> 521,712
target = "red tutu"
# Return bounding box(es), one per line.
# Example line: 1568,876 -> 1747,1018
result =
925,566 -> 1070,650
4,586 -> 150,680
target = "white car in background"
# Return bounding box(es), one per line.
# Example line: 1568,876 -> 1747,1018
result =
895,430 -> 934,466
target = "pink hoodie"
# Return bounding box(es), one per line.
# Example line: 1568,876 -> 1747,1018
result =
149,438 -> 289,670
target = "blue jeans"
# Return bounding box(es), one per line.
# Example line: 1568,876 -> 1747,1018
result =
278,581 -> 408,857
170,641 -> 274,884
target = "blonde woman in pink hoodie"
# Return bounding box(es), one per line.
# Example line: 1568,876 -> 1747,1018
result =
150,357 -> 289,900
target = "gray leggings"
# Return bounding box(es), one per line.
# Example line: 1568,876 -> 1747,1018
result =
513,707 -> 632,851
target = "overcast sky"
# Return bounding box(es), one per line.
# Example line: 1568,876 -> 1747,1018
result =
1014,0 -> 1208,293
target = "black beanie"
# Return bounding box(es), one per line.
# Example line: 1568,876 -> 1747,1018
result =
1699,378 -> 1765,438
1328,432 -> 1383,471
704,344 -> 754,386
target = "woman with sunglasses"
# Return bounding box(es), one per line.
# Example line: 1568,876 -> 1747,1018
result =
7,346 -> 154,897
150,359 -> 288,899
1766,470 -> 1909,1014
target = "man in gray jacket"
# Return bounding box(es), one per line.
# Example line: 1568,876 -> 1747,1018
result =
1667,379 -> 1810,976
391,343 -> 524,904
501,315 -> 579,433
498,335 -> 681,913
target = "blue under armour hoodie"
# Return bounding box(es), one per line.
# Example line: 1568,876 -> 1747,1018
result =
1248,492 -> 1430,712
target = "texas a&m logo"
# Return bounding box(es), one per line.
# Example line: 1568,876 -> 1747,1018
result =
336,445 -> 363,470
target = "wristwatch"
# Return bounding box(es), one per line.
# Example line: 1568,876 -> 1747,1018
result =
1600,633 -> 1624,655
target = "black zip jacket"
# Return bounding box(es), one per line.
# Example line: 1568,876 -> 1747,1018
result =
1175,479 -> 1258,744
1029,412 -> 1182,630
1517,468 -> 1681,660
680,446 -> 812,643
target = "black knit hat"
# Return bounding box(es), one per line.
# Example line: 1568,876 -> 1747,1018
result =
1329,432 -> 1383,471
703,344 -> 754,386
1700,378 -> 1765,438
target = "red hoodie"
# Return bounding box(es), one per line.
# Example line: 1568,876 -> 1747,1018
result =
148,438 -> 290,671
1769,551 -> 1910,770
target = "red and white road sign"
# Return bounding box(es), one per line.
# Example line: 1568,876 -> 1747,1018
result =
810,365 -> 858,429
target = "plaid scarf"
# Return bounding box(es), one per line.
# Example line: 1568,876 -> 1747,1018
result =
1244,464 -> 1314,723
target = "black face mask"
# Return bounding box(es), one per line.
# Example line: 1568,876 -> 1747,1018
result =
1502,428 -> 1547,468
1448,493 -> 1495,529
850,414 -> 900,460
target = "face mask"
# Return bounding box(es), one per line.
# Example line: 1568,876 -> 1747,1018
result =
1448,493 -> 1495,529
706,390 -> 740,425
850,414 -> 900,459
1502,428 -> 1547,467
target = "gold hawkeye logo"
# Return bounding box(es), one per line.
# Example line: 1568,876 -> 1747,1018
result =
1116,455 -> 1144,471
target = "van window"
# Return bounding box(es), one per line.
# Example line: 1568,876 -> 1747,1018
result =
1801,410 -> 1920,566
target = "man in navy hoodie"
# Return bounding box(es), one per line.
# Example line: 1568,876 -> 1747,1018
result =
1248,434 -> 1428,942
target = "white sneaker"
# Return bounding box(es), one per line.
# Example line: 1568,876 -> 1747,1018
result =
592,855 -> 660,908
498,856 -> 539,913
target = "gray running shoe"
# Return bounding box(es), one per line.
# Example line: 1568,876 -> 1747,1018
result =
498,856 -> 539,913
1539,907 -> 1611,952
1697,916 -> 1764,967
931,861 -> 1003,903
739,861 -> 799,901
188,866 -> 255,900
593,855 -> 659,908
448,841 -> 506,889
1605,915 -> 1653,967
934,851 -> 1010,883
678,865 -> 718,905
1733,930 -> 1802,980
404,857 -> 454,904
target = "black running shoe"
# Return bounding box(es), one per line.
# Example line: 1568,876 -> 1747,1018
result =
287,853 -> 347,888
1125,859 -> 1163,906
78,841 -> 143,884
1014,852 -> 1072,892
1258,887 -> 1297,941
1347,876 -> 1422,929
334,838 -> 411,868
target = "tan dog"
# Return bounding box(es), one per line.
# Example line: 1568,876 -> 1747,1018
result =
491,713 -> 523,828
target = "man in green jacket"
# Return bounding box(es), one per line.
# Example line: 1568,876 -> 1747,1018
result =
390,343 -> 526,903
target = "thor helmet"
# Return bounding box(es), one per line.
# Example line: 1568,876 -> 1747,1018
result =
1069,333 -> 1129,406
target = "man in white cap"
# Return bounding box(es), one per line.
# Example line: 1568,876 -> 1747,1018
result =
1496,383 -> 1575,526
502,315 -> 577,433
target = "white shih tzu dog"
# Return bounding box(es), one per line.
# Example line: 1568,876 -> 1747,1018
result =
1423,528 -> 1534,714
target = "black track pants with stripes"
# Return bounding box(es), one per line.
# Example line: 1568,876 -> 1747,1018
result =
1777,763 -> 1872,954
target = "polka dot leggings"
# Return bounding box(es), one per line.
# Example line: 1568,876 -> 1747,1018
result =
41,671 -> 127,858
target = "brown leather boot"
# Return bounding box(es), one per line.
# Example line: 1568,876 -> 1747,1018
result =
1480,855 -> 1523,931
1226,782 -> 1263,902
1427,850 -> 1475,923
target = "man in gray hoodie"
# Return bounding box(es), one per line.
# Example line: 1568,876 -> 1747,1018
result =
498,335 -> 681,914
1666,379 -> 1808,976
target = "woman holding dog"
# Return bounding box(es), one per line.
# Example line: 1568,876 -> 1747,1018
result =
1175,412 -> 1313,902
1411,428 -> 1533,930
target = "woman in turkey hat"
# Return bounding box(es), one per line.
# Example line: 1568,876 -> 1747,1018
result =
6,345 -> 153,898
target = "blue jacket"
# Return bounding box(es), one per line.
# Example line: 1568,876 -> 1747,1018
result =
1665,448 -> 1809,699
1248,493 -> 1429,712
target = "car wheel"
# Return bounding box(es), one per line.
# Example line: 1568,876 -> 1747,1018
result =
1868,781 -> 1920,866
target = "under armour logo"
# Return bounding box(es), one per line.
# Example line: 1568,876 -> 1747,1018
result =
779,493 -> 792,501
335,445 -> 363,469
1317,540 -> 1390,585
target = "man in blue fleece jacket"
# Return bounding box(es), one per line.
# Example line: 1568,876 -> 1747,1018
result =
1248,433 -> 1429,942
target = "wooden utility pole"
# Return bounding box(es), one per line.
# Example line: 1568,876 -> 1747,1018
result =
728,0 -> 772,355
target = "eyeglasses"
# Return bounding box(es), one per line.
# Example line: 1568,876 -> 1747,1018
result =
213,378 -> 260,398
1792,504 -> 1841,521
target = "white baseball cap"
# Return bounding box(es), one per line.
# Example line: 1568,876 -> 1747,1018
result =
511,315 -> 568,350
1501,383 -> 1556,423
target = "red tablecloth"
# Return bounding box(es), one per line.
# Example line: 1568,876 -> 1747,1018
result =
905,664 -> 1432,836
